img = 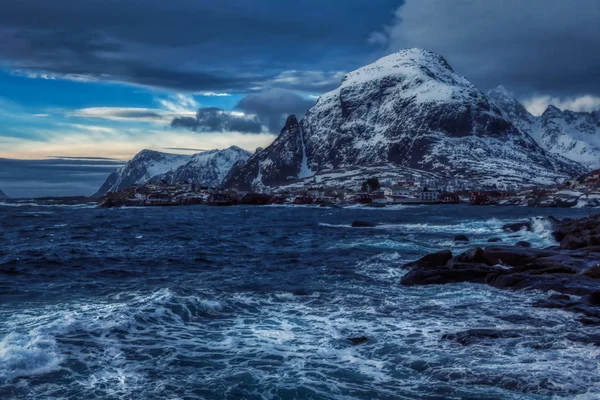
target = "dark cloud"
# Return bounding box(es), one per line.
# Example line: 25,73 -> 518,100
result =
236,89 -> 316,133
372,0 -> 600,99
0,157 -> 124,197
171,107 -> 263,133
0,0 -> 401,92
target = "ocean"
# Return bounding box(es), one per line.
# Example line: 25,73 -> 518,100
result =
0,203 -> 598,399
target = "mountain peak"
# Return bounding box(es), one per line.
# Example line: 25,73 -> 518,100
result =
488,85 -> 514,99
338,48 -> 456,89
543,104 -> 562,115
282,115 -> 299,132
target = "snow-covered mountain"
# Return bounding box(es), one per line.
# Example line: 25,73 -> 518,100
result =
489,86 -> 600,169
225,49 -> 584,190
0,189 -> 8,199
93,150 -> 191,197
152,146 -> 250,187
93,146 -> 251,197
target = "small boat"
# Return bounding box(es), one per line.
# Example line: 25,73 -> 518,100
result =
369,193 -> 387,207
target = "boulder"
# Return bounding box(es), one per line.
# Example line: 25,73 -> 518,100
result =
453,235 -> 469,242
401,263 -> 504,286
482,246 -> 555,267
347,336 -> 368,345
552,230 -> 567,242
453,247 -> 485,264
351,220 -> 377,228
583,291 -> 600,306
402,250 -> 453,270
583,264 -> 600,279
588,235 -> 600,247
560,234 -> 587,250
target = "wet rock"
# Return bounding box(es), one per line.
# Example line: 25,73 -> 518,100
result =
583,264 -> 600,279
515,241 -> 532,248
453,247 -> 485,264
293,289 -> 309,296
533,294 -> 578,309
442,329 -> 521,346
401,263 -> 504,286
487,238 -> 503,242
582,291 -> 600,306
453,235 -> 469,242
347,336 -> 368,345
402,250 -> 452,270
502,221 -> 532,232
482,246 -> 555,267
587,235 -> 600,247
552,230 -> 567,242
560,234 -> 586,250
351,220 -> 377,228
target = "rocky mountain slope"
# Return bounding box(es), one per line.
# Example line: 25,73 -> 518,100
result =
152,146 -> 250,188
489,86 -> 600,170
93,147 -> 251,197
225,49 -> 584,190
93,150 -> 191,197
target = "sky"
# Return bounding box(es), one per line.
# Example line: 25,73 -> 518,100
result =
0,0 -> 599,197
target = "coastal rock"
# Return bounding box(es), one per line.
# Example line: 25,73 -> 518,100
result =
453,235 -> 469,242
583,264 -> 600,279
402,250 -> 453,270
351,220 -> 378,228
453,247 -> 485,264
482,246 -> 555,267
347,336 -> 368,345
488,238 -> 503,243
560,234 -> 587,250
583,291 -> 600,306
401,263 -> 504,286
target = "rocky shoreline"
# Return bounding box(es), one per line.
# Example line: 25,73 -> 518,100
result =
400,213 -> 600,344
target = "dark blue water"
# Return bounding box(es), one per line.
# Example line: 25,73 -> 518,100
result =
1,203 -> 598,399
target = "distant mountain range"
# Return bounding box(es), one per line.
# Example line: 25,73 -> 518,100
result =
0,189 -> 7,199
95,48 -> 597,196
488,86 -> 600,170
93,146 -> 249,197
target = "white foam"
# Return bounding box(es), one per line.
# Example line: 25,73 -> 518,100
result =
0,332 -> 62,380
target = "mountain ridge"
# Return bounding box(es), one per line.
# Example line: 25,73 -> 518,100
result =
488,86 -> 600,169
224,48 -> 585,190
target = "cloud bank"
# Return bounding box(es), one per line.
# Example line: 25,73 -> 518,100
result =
370,0 -> 600,99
